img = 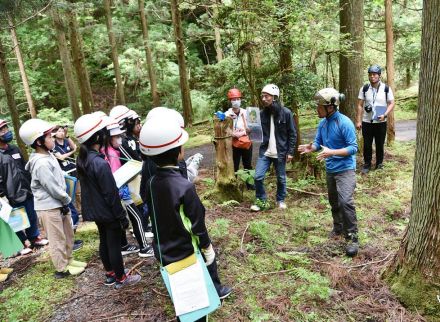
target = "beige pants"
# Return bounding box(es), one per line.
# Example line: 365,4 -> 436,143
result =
75,181 -> 82,215
37,208 -> 74,272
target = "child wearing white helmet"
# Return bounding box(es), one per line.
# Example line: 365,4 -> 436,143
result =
20,119 -> 87,278
139,115 -> 232,310
100,116 -> 153,258
74,113 -> 141,289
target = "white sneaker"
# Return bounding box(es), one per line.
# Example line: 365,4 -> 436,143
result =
145,231 -> 154,238
278,201 -> 287,210
250,204 -> 261,212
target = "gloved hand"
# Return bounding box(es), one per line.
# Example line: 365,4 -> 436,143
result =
61,205 -> 70,216
202,244 -> 216,266
120,216 -> 130,230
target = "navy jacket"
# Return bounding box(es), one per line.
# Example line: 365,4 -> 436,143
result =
0,153 -> 30,205
146,167 -> 210,265
259,102 -> 297,160
77,150 -> 126,223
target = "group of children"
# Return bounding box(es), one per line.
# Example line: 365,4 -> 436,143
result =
1,105 -> 231,311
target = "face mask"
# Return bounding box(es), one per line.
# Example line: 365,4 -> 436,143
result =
0,131 -> 13,143
111,137 -> 122,147
231,100 -> 241,109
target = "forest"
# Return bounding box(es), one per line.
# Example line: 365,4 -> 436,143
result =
1,0 -> 440,321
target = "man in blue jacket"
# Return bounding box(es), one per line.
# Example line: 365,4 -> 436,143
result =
298,88 -> 359,257
250,84 -> 297,212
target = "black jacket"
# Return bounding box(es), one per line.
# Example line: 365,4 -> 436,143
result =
146,167 -> 210,265
1,144 -> 32,189
0,153 -> 30,205
119,135 -> 141,163
259,102 -> 297,160
77,150 -> 126,223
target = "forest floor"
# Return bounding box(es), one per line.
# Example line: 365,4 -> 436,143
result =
1,138 -> 434,321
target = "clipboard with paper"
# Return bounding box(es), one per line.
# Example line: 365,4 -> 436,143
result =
149,176 -> 221,321
113,160 -> 143,188
65,175 -> 78,203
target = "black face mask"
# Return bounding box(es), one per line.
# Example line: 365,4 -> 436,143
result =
0,131 -> 13,143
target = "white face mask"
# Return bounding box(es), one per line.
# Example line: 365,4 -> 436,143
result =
231,100 -> 241,109
112,136 -> 122,148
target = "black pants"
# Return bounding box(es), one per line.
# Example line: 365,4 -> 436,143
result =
96,221 -> 125,279
232,145 -> 253,172
362,121 -> 387,166
121,202 -> 149,249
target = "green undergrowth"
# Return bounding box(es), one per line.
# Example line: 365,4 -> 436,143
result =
0,223 -> 99,322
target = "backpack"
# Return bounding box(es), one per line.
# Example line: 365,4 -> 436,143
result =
362,83 -> 389,102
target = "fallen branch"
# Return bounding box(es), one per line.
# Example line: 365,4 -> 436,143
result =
127,260 -> 146,275
152,288 -> 168,297
286,187 -> 325,196
233,268 -> 298,288
240,224 -> 250,254
91,312 -> 150,322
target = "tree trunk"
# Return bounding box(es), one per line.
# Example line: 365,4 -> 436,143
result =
213,0 -> 223,62
7,14 -> 37,119
170,0 -> 193,126
103,0 -> 125,105
213,116 -> 241,200
385,0 -> 395,145
405,67 -> 411,88
138,0 -> 160,107
385,1 -> 440,317
52,8 -> 81,121
338,0 -> 364,122
0,37 -> 28,159
67,6 -> 94,114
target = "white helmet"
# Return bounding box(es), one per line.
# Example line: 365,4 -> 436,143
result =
146,107 -> 184,128
261,84 -> 280,97
0,119 -> 8,128
92,111 -> 107,118
109,105 -> 131,123
74,113 -> 110,144
314,88 -> 345,106
129,110 -> 140,120
139,116 -> 188,156
104,116 -> 125,136
19,119 -> 54,146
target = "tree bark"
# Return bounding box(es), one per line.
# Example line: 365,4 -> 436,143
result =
213,116 -> 241,200
385,1 -> 440,317
103,0 -> 125,105
212,0 -> 223,62
405,67 -> 411,88
0,37 -> 28,159
338,0 -> 364,122
170,0 -> 193,126
51,7 -> 81,121
7,14 -> 37,119
138,0 -> 160,107
67,6 -> 94,114
385,0 -> 395,145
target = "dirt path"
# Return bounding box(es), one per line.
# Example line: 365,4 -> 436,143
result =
186,119 -> 417,169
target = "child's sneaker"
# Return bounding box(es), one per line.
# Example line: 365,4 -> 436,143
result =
250,199 -> 270,212
67,265 -> 85,276
104,269 -> 129,286
31,236 -> 49,247
139,246 -> 154,258
121,244 -> 139,256
114,273 -> 141,289
69,259 -> 87,268
218,285 -> 232,299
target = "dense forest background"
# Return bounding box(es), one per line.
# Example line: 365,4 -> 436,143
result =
0,0 -> 422,127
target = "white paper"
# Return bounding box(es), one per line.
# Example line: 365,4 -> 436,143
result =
113,160 -> 143,188
0,197 -> 12,223
168,260 -> 210,316
246,107 -> 263,143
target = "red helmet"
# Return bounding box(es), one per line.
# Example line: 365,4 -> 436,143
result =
227,88 -> 242,100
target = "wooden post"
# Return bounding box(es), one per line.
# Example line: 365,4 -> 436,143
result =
213,116 -> 241,200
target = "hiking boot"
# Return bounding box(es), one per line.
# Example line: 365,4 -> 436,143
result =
250,199 -> 270,212
31,236 -> 49,247
139,246 -> 154,258
345,233 -> 359,257
361,164 -> 371,174
69,259 -> 87,268
277,201 -> 287,210
218,285 -> 232,300
328,229 -> 343,239
104,269 -> 129,286
73,240 -> 83,252
114,273 -> 141,290
121,244 -> 139,256
375,163 -> 384,170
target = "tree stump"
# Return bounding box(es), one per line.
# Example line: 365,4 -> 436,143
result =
213,116 -> 241,201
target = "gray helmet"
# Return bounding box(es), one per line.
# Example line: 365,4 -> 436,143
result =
368,65 -> 382,75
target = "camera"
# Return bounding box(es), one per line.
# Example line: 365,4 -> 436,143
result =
364,103 -> 372,113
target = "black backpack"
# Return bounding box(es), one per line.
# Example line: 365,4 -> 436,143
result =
362,83 -> 389,102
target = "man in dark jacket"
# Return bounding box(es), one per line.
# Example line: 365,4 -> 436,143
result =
250,84 -> 297,212
0,120 -> 48,249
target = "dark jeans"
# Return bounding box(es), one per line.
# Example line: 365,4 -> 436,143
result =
255,155 -> 287,202
121,202 -> 149,249
15,197 -> 40,243
362,121 -> 387,166
232,145 -> 253,173
326,170 -> 358,236
68,202 -> 79,230
96,221 -> 125,279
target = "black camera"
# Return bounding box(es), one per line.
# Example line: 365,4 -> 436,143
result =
364,104 -> 372,113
